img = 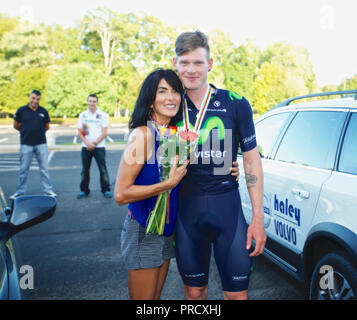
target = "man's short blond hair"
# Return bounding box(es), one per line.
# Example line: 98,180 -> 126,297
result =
175,30 -> 210,59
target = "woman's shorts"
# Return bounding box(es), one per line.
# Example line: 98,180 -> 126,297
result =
121,214 -> 175,270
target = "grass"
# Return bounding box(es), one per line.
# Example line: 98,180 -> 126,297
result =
51,117 -> 129,125
0,117 -> 129,125
58,141 -> 127,146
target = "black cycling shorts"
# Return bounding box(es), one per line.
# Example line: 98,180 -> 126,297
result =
175,189 -> 253,292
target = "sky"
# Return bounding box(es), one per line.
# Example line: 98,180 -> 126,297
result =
1,0 -> 356,87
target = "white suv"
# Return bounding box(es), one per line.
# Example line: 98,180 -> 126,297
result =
238,90 -> 357,300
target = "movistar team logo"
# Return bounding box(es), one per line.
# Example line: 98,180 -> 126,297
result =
229,91 -> 243,101
177,116 -> 225,145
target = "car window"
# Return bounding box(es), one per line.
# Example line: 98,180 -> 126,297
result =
338,113 -> 357,175
274,111 -> 346,170
255,112 -> 292,158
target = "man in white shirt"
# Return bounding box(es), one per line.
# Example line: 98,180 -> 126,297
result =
77,94 -> 112,198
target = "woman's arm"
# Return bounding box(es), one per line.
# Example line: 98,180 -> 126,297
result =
114,126 -> 187,206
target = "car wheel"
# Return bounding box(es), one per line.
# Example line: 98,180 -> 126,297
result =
309,252 -> 357,300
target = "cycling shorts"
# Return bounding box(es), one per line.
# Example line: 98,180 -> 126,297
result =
175,189 -> 253,292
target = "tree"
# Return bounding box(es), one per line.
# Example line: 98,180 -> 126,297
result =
82,7 -> 141,76
46,64 -> 117,117
0,14 -> 19,42
0,21 -> 54,112
260,42 -> 317,94
0,21 -> 54,71
3,68 -> 51,114
45,25 -> 99,66
135,14 -> 177,74
253,61 -> 286,114
338,74 -> 357,91
112,64 -> 145,116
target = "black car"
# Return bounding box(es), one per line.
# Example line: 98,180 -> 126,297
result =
0,187 -> 56,299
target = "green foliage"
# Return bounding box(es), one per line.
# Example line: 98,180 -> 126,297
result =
0,14 -> 19,42
3,68 -> 51,114
338,74 -> 357,91
259,42 -> 317,94
46,64 -> 117,117
0,21 -> 53,71
254,62 -> 286,114
209,31 -> 259,104
1,7 -> 352,118
111,64 -> 145,113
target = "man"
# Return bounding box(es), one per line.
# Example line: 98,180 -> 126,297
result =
173,31 -> 266,300
10,90 -> 56,199
77,94 -> 112,199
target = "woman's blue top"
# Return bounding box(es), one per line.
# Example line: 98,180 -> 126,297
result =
128,124 -> 179,236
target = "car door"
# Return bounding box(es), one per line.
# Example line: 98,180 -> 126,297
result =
313,111 -> 357,230
0,189 -> 8,300
239,111 -> 293,226
263,110 -> 348,270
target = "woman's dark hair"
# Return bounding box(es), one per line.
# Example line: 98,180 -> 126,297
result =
129,68 -> 184,129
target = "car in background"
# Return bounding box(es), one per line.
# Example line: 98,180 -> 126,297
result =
0,187 -> 56,299
238,90 -> 357,300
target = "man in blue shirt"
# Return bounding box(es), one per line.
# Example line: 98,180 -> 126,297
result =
10,90 -> 56,199
173,31 -> 266,300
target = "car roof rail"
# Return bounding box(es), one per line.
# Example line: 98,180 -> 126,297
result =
270,89 -> 357,110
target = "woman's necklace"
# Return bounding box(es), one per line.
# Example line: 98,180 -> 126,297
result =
150,116 -> 168,135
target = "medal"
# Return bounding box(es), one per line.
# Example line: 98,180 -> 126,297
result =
183,85 -> 212,134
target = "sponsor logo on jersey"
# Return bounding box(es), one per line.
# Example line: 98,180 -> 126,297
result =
213,100 -> 221,107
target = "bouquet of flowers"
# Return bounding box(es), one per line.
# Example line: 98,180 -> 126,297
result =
145,126 -> 199,235
80,123 -> 89,136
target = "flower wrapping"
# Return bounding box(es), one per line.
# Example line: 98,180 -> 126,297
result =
145,126 -> 199,235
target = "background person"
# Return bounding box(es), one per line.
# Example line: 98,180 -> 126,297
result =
77,94 -> 112,199
10,90 -> 56,200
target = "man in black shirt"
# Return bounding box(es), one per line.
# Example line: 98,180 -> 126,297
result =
10,90 -> 56,199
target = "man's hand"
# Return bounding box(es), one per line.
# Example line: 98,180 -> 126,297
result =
246,215 -> 266,257
230,161 -> 240,181
86,142 -> 96,151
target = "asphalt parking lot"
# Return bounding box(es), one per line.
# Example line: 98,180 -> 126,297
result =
0,125 -> 306,300
0,150 -> 306,300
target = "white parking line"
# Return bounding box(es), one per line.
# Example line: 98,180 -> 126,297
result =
48,151 -> 55,166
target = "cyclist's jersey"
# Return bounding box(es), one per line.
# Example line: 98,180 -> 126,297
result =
177,85 -> 257,195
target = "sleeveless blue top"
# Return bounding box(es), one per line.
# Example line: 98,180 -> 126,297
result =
128,124 -> 179,236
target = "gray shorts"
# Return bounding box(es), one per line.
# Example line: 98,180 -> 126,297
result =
121,214 -> 175,270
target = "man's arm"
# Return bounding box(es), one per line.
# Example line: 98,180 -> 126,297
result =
78,129 -> 96,151
13,120 -> 21,131
242,146 -> 266,256
45,122 -> 50,131
94,127 -> 108,146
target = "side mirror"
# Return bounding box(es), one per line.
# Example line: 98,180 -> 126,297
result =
0,196 -> 56,242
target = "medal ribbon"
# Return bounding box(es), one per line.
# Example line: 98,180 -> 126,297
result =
183,85 -> 212,133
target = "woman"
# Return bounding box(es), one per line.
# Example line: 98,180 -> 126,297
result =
114,69 -> 188,300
